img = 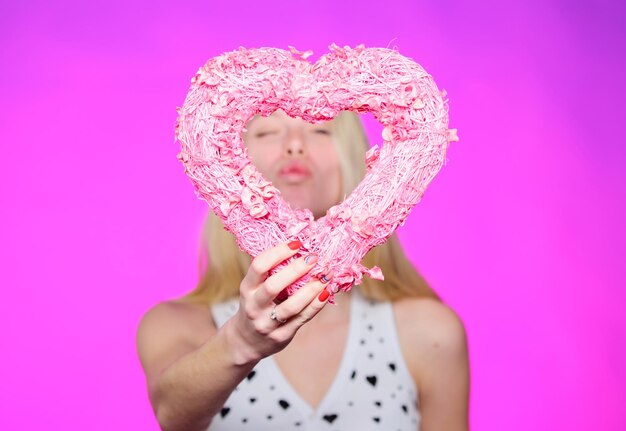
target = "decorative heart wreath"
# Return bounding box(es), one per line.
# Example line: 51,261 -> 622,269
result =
175,43 -> 458,301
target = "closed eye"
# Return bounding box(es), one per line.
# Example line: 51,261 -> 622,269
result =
314,129 -> 331,135
255,130 -> 278,138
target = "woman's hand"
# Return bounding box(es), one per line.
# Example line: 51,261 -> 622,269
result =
223,240 -> 331,365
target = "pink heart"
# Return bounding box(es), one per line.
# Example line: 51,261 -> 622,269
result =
176,44 -> 458,301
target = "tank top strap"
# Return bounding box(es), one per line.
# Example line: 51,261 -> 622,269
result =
210,297 -> 239,328
350,287 -> 419,407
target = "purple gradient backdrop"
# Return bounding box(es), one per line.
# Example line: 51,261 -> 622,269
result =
1,0 -> 624,429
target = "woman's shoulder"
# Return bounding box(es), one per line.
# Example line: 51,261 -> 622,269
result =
393,296 -> 466,338
392,296 -> 469,388
136,298 -> 218,358
136,297 -> 219,383
137,297 -> 217,339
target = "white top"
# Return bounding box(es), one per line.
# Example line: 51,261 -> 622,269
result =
208,288 -> 421,430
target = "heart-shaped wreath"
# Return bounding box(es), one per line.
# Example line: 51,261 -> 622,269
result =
176,43 -> 458,300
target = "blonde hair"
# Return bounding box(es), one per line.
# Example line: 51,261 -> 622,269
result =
184,111 -> 440,305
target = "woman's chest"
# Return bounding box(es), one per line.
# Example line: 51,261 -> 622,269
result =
272,319 -> 350,410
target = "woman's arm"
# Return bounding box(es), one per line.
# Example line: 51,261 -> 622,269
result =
136,301 -> 257,431
136,242 -> 331,431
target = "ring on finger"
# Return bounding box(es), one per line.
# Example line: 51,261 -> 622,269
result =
270,305 -> 288,324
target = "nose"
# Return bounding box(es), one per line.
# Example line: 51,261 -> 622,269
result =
284,128 -> 305,156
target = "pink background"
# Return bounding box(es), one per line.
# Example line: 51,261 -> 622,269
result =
1,0 -> 624,429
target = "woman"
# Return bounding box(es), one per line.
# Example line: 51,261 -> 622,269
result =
137,110 -> 470,431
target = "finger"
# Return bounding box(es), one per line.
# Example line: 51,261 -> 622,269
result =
273,271 -> 333,305
253,254 -> 319,306
242,240 -> 303,290
269,273 -> 332,323
273,280 -> 332,337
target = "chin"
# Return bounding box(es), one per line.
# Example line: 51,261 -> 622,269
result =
287,200 -> 325,219
281,190 -> 336,218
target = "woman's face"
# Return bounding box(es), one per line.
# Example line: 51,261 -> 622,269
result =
242,110 -> 342,219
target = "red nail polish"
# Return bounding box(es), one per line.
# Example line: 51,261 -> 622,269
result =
288,240 -> 302,250
273,288 -> 289,305
318,289 -> 330,302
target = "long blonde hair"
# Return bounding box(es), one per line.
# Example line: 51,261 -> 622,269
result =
184,111 -> 440,305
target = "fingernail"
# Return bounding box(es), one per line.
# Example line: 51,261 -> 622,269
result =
304,254 -> 318,265
288,240 -> 302,250
319,274 -> 332,284
318,288 -> 330,302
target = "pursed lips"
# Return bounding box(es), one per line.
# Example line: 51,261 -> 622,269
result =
277,162 -> 312,184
